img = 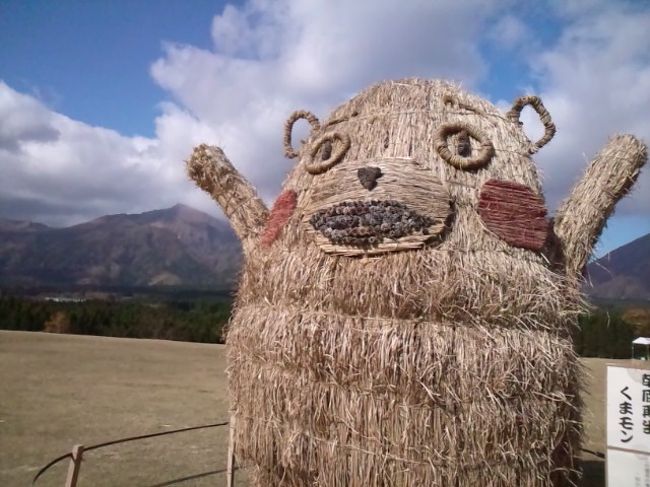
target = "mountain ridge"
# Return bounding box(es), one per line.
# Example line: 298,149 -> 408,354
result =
586,233 -> 650,301
0,205 -> 241,288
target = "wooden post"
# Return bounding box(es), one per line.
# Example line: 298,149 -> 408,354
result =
226,418 -> 236,487
65,444 -> 84,487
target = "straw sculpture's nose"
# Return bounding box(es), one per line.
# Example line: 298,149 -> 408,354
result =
357,166 -> 383,190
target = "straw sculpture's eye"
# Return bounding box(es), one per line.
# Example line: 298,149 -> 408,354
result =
320,140 -> 332,161
456,130 -> 471,157
305,132 -> 351,175
434,123 -> 494,170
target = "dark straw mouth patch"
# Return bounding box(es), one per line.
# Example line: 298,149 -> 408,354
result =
309,200 -> 436,246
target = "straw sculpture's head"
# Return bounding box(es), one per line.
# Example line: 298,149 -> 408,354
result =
282,80 -> 550,257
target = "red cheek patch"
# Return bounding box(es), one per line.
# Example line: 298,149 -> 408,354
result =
261,190 -> 297,247
478,179 -> 549,251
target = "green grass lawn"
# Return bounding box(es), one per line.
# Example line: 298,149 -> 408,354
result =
0,330 -> 633,486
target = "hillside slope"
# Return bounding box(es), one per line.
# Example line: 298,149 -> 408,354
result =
0,205 -> 241,288
586,233 -> 650,301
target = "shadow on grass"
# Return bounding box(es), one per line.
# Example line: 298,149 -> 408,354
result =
579,459 -> 605,487
147,468 -> 229,487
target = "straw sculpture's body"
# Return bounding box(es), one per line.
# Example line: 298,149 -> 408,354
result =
187,79 -> 647,486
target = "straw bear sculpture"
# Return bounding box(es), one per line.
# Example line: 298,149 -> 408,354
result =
187,79 -> 647,486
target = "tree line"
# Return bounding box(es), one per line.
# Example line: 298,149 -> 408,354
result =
1,294 -> 648,356
573,308 -> 648,359
0,295 -> 231,344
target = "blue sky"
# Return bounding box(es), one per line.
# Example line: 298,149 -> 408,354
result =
0,0 -> 222,136
1,1 -> 560,135
0,0 -> 648,256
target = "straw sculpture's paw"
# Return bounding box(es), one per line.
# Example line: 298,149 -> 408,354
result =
553,134 -> 647,277
186,144 -> 269,248
186,78 -> 647,487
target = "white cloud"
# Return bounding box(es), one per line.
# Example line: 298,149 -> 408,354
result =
0,0 -> 648,239
1,0 -> 508,226
527,2 -> 650,216
150,0 -> 505,204
0,82 -> 214,226
488,15 -> 531,49
0,84 -> 60,151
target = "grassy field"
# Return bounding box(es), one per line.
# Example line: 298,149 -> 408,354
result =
0,331 -> 230,486
0,330 -> 636,486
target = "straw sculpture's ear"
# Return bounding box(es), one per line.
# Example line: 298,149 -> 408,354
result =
506,95 -> 556,154
553,135 -> 647,278
283,110 -> 320,159
187,144 -> 269,246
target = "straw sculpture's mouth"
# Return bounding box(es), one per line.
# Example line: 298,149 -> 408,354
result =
309,200 -> 435,246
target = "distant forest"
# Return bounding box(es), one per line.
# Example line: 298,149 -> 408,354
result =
574,308 -> 649,359
0,294 -> 232,344
0,294 -> 648,356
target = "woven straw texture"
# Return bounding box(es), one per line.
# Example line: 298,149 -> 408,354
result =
187,78 -> 647,487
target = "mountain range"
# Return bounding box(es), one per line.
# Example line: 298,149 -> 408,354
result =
0,205 -> 648,300
0,204 -> 241,288
586,233 -> 650,301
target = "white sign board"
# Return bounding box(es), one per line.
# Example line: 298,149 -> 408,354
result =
606,364 -> 650,487
607,449 -> 650,487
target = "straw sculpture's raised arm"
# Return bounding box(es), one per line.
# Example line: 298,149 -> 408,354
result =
187,144 -> 269,244
553,135 -> 647,278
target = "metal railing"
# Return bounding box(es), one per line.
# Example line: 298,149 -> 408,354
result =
32,421 -> 235,487
32,422 -> 606,486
